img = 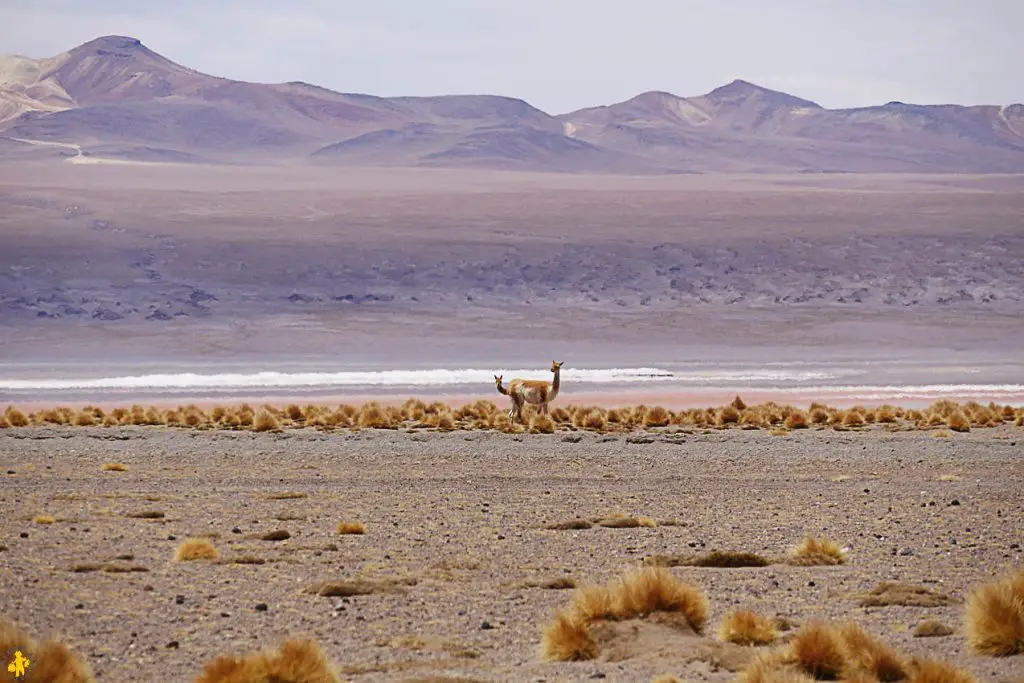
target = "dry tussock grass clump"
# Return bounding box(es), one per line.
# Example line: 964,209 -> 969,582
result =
174,537 -> 219,562
717,610 -> 778,645
947,410 -> 971,432
358,402 -> 396,429
73,410 -> 95,426
914,619 -> 954,637
857,582 -> 956,608
253,410 -> 280,432
717,405 -> 740,427
336,521 -> 366,535
731,395 -> 748,411
809,407 -> 830,425
529,413 -> 555,433
597,516 -> 657,529
964,567 -> 1024,656
0,619 -> 95,683
304,576 -> 417,598
541,610 -> 598,662
646,550 -> 770,569
737,619 -> 978,683
102,462 -> 128,472
789,535 -> 845,566
644,405 -> 671,428
784,411 -> 809,429
5,406 -> 29,427
545,519 -> 593,530
33,514 -> 57,524
194,637 -> 341,683
542,567 -> 709,661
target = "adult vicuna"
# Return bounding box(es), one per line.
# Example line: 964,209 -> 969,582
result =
495,361 -> 563,425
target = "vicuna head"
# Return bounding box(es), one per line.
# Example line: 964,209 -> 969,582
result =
494,374 -> 504,387
550,361 -> 564,373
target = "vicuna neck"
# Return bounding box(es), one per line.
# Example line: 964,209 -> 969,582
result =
550,367 -> 561,399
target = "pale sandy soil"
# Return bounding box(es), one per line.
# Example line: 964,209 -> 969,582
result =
1,425 -> 1021,682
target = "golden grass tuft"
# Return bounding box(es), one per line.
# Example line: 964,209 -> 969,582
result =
738,619 -> 979,683
194,637 -> 341,683
597,516 -> 657,529
786,621 -> 846,679
73,410 -> 95,426
544,567 -> 709,661
33,515 -> 57,524
336,521 -> 366,535
783,411 -> 809,429
717,405 -> 740,426
913,619 -> 954,637
964,567 -> 1024,656
907,658 -> 978,683
540,610 -> 597,661
789,535 -> 845,566
857,582 -> 956,608
644,405 -> 671,428
609,567 -> 709,630
947,410 -> 971,432
717,610 -> 778,646
101,462 -> 128,472
0,414 -> 8,429
0,619 -> 95,683
545,519 -> 592,530
253,410 -> 280,432
731,394 -> 747,411
646,550 -> 770,569
529,413 -> 555,434
5,406 -> 29,427
174,537 -> 219,562
836,622 -> 908,681
809,407 -> 830,425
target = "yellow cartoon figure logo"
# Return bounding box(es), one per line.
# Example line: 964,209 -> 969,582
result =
6,649 -> 30,679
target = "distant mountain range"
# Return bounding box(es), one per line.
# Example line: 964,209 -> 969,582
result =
2,35 -> 1023,172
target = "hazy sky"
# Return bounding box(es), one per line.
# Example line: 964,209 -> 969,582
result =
2,0 -> 1021,113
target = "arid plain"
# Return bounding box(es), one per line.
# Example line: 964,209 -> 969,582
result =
1,418 -> 1022,683
1,161 -> 1024,683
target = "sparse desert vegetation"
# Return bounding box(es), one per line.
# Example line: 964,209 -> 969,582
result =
0,417 -> 1019,681
2,398 -> 1021,436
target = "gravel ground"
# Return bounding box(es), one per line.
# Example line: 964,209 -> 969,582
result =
1,425 -> 1022,682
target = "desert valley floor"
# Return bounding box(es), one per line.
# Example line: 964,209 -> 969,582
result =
1,425 -> 1021,682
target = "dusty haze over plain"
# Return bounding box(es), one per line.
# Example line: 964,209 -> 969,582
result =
1,0 -> 1022,113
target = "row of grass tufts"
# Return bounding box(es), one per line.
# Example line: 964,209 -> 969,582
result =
3,398 -> 1022,434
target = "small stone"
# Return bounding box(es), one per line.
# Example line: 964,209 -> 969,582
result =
255,603 -> 268,612
808,581 -> 816,587
19,532 -> 28,538
863,488 -> 870,493
74,603 -> 84,609
166,641 -> 179,649
480,621 -> 494,630
949,499 -> 960,506
174,595 -> 185,605
220,612 -> 230,618
6,470 -> 14,475
497,534 -> 506,540
898,547 -> 914,556
231,527 -> 242,534
167,535 -> 176,540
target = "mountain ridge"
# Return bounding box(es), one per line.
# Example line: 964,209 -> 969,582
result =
2,35 -> 1023,172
